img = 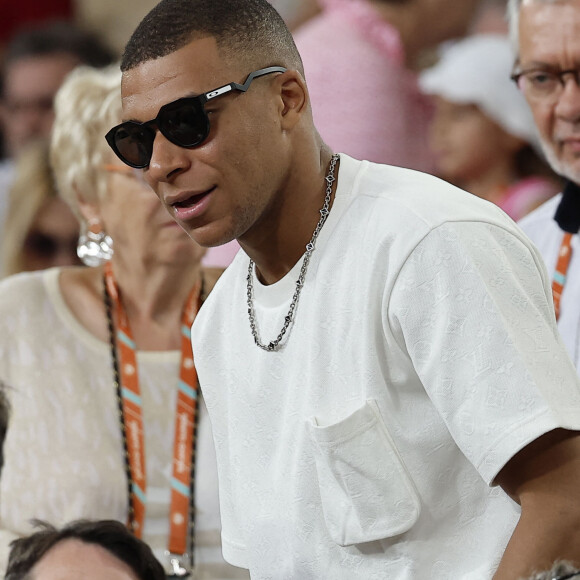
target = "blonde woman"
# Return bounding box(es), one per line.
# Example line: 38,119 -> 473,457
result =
0,65 -> 248,579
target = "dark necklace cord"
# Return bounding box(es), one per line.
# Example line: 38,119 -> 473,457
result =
187,276 -> 205,572
104,274 -> 135,531
104,273 -> 202,575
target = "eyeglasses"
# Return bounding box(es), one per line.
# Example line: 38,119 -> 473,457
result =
102,164 -> 147,183
511,66 -> 580,104
105,66 -> 287,169
102,164 -> 134,174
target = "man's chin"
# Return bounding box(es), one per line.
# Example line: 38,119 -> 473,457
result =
540,140 -> 580,185
555,162 -> 580,186
186,228 -> 236,249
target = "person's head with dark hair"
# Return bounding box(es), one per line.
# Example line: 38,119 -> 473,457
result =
0,20 -> 116,157
5,519 -> 165,580
3,20 -> 115,71
114,0 -> 317,256
121,0 -> 303,74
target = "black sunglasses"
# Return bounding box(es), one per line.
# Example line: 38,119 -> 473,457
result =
106,66 -> 287,169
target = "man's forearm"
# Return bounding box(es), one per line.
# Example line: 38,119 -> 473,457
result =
493,510 -> 580,579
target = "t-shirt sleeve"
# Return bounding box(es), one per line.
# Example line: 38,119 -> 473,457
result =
388,221 -> 580,484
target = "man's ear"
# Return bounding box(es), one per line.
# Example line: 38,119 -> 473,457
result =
277,70 -> 309,130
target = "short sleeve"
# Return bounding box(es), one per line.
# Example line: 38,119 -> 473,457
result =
389,221 -> 580,484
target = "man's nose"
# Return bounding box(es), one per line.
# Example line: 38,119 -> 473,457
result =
146,130 -> 191,186
554,74 -> 580,122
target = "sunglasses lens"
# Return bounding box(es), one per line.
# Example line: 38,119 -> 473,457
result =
110,124 -> 155,169
159,99 -> 209,148
106,99 -> 210,168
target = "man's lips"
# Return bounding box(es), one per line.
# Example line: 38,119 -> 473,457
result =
172,192 -> 206,208
167,186 -> 215,207
559,138 -> 580,153
167,187 -> 215,221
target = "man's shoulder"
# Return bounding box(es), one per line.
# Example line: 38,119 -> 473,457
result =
197,252 -> 246,307
348,157 -> 516,234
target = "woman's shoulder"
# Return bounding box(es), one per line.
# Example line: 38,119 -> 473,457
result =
0,268 -> 52,305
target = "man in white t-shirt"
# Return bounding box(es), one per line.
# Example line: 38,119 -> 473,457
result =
510,0 -> 580,371
106,0 -> 580,577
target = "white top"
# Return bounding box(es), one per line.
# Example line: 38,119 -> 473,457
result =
518,194 -> 580,368
0,268 -> 249,580
192,155 -> 580,579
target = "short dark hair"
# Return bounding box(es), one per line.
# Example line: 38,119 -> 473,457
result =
3,20 -> 116,69
5,520 -> 165,580
121,0 -> 303,74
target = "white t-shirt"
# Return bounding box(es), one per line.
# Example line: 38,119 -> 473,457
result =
192,155 -> 580,579
518,194 -> 580,368
0,268 -> 249,580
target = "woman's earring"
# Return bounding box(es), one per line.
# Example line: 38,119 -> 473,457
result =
77,218 -> 114,267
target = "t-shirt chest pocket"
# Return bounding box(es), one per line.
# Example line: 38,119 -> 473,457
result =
308,399 -> 421,547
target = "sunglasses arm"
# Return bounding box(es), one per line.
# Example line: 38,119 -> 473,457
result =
204,66 -> 287,102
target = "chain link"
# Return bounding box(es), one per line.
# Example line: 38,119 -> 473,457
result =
246,154 -> 339,351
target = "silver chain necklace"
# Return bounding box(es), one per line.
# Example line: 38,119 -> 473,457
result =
246,154 -> 339,352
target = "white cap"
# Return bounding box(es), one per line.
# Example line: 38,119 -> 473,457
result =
419,34 -> 540,147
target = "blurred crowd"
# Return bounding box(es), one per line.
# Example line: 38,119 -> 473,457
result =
0,0 -> 575,578
0,0 -> 562,281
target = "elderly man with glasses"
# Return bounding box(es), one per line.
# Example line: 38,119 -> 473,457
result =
513,0 -> 580,368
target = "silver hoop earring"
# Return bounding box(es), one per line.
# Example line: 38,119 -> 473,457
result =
77,218 -> 114,267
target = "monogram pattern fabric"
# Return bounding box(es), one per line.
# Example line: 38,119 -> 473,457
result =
192,155 -> 580,579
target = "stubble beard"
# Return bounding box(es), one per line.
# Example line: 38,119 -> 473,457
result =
539,135 -> 580,186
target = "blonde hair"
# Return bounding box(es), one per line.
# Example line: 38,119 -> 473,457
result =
2,140 -> 60,277
50,63 -> 122,218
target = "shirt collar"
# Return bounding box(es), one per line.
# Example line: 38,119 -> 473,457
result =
555,181 -> 580,233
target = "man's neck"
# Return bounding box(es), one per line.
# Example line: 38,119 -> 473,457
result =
240,146 -> 337,286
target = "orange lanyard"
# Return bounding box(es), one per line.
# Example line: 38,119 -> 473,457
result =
552,232 -> 574,321
104,262 -> 202,567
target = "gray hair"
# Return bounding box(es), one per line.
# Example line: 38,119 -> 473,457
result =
507,0 -> 562,52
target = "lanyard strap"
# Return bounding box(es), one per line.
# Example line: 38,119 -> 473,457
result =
552,232 -> 573,321
103,262 -> 202,567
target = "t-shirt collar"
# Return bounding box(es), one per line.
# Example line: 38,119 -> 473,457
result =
555,180 -> 580,233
